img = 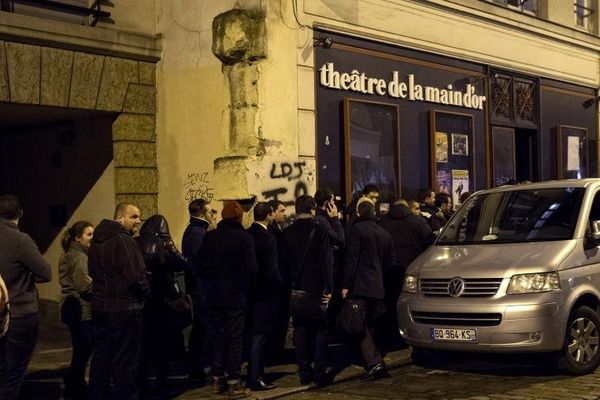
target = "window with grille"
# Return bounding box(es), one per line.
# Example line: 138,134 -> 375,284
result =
574,0 -> 594,31
488,0 -> 537,14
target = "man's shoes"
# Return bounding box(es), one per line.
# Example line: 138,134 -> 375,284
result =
212,376 -> 226,394
362,362 -> 389,381
314,371 -> 335,387
227,381 -> 253,399
248,379 -> 277,391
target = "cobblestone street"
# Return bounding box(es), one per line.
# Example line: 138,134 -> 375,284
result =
18,326 -> 600,399
285,352 -> 600,400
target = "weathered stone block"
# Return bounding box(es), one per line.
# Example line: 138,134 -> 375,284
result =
96,57 -> 138,112
69,53 -> 104,110
213,156 -> 252,200
123,84 -> 156,115
226,62 -> 259,109
112,114 -> 156,142
115,167 -> 158,194
298,110 -> 315,157
41,47 -> 73,107
139,62 -> 156,85
0,43 -> 9,102
113,141 -> 156,168
115,194 -> 158,218
230,106 -> 259,155
6,42 -> 40,104
212,9 -> 266,65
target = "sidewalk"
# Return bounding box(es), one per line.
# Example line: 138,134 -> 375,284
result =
22,325 -> 412,399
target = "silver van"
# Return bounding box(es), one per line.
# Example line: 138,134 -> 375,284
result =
397,179 -> 600,375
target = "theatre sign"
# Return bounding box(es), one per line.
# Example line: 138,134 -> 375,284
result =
318,62 -> 486,110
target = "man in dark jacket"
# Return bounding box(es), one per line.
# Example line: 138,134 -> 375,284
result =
266,199 -> 290,359
282,195 -> 334,386
195,201 -> 257,399
342,199 -> 393,381
0,195 -> 52,400
88,202 -> 148,400
182,198 -> 216,383
417,187 -> 446,232
246,202 -> 282,391
378,200 -> 435,348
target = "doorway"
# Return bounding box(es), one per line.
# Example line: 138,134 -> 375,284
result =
491,126 -> 538,186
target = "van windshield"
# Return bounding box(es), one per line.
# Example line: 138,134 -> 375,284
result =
436,187 -> 585,245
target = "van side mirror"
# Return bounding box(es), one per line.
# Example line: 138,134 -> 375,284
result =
584,220 -> 600,250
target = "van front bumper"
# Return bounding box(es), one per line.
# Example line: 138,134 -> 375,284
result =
397,294 -> 563,352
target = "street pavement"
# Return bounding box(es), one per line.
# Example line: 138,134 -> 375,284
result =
21,325 -> 600,399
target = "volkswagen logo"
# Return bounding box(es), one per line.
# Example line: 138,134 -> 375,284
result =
448,277 -> 465,297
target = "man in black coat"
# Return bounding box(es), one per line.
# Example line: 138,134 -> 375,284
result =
182,198 -> 216,383
88,203 -> 148,400
266,199 -> 290,359
0,195 -> 52,400
417,187 -> 446,232
195,201 -> 257,398
246,202 -> 282,391
342,199 -> 393,381
378,200 -> 435,348
281,195 -> 334,386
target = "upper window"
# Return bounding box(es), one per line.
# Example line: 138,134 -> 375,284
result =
489,0 -> 537,15
575,0 -> 594,31
0,0 -> 111,26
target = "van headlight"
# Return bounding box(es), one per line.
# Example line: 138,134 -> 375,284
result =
403,275 -> 418,293
507,272 -> 560,294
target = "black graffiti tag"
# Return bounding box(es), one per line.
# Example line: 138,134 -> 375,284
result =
269,161 -> 306,181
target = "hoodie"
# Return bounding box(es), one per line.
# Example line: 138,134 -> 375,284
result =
378,203 -> 435,268
88,219 -> 148,312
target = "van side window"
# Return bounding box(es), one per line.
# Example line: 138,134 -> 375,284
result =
588,191 -> 600,229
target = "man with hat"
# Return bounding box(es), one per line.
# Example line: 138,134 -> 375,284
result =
195,201 -> 258,399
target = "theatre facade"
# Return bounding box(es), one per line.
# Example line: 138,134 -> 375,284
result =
313,30 -> 598,211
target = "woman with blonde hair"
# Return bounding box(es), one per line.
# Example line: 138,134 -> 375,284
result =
59,220 -> 94,399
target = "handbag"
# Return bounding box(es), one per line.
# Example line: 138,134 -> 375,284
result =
289,228 -> 327,320
337,297 -> 366,336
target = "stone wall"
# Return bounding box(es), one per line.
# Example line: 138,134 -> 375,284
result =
0,41 -> 158,217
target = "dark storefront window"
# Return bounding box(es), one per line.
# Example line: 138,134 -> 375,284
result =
343,99 -> 399,208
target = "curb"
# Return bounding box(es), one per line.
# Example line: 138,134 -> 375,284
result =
255,350 -> 412,399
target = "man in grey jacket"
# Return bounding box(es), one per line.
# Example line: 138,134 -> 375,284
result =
0,194 -> 52,400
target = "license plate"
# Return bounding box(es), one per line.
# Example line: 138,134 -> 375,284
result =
430,328 -> 477,342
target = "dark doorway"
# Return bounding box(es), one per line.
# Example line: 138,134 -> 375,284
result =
515,128 -> 538,183
0,103 -> 116,252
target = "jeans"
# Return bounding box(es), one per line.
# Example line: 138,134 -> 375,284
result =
88,310 -> 143,400
64,320 -> 94,398
0,313 -> 39,400
248,333 -> 267,384
209,308 -> 245,382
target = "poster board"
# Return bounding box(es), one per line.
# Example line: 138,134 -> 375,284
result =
429,110 -> 475,209
557,125 -> 588,179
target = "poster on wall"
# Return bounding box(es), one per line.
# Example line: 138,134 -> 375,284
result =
435,132 -> 448,163
567,136 -> 580,172
452,169 -> 469,208
451,133 -> 468,156
436,169 -> 451,194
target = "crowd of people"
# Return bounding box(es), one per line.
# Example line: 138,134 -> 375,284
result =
0,185 -> 470,399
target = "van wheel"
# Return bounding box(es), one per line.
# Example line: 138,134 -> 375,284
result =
557,306 -> 600,375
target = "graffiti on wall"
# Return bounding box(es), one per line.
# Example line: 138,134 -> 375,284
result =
184,172 -> 214,202
250,159 -> 316,207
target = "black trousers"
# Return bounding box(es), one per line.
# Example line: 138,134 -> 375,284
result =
354,299 -> 383,369
0,313 -> 39,400
248,333 -> 267,384
88,309 -> 143,400
293,317 -> 329,383
210,308 -> 245,382
188,294 -> 211,377
64,320 -> 94,398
